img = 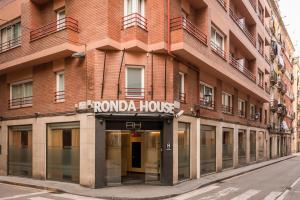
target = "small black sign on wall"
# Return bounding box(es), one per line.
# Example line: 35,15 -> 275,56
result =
0,145 -> 2,155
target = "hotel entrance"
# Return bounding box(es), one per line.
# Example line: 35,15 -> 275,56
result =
106,129 -> 161,185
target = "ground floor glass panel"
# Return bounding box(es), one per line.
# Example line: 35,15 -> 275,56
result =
200,125 -> 216,175
222,128 -> 233,169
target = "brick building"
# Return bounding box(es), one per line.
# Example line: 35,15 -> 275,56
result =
0,0 -> 296,188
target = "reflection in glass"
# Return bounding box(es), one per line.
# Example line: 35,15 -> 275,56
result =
47,123 -> 80,183
178,123 -> 190,181
200,125 -> 216,175
8,126 -> 32,177
222,128 -> 233,169
258,131 -> 265,161
250,131 -> 256,162
238,130 -> 247,166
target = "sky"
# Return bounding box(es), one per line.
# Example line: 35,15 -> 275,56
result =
278,1 -> 300,56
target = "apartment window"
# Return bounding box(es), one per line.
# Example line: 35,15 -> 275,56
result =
124,0 -> 145,16
179,72 -> 185,103
56,71 -> 65,102
238,99 -> 246,117
56,9 -> 66,30
222,92 -> 233,114
258,2 -> 264,23
250,104 -> 256,120
126,66 -> 144,98
258,70 -> 264,88
200,82 -> 214,108
258,36 -> 264,55
211,27 -> 224,50
10,81 -> 33,108
0,21 -> 21,52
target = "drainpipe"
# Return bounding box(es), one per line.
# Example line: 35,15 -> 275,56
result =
117,49 -> 125,99
101,51 -> 107,99
167,0 -> 171,53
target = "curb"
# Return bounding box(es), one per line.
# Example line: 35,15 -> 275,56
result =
0,155 -> 296,200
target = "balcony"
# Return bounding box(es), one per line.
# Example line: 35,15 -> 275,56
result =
0,37 -> 21,53
222,105 -> 233,114
8,96 -> 33,109
125,88 -> 145,99
270,71 -> 277,86
248,0 -> 256,12
229,8 -> 256,47
55,91 -> 65,102
179,92 -> 186,104
211,41 -> 226,60
265,84 -> 270,94
170,16 -> 207,46
270,99 -> 278,112
257,81 -> 264,89
229,55 -> 256,82
30,17 -> 79,41
277,104 -> 287,117
122,13 -> 147,31
216,0 -> 227,11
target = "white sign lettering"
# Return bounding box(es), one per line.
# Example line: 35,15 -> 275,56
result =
94,100 -> 175,114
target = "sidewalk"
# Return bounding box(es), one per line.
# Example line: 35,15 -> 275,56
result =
0,155 -> 296,200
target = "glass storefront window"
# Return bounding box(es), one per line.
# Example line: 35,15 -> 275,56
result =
250,131 -> 256,162
222,128 -> 233,169
8,125 -> 32,177
178,123 -> 190,181
47,122 -> 80,183
200,125 -> 216,175
258,131 -> 265,161
238,130 -> 246,166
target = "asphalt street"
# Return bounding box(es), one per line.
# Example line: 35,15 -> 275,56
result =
169,155 -> 300,200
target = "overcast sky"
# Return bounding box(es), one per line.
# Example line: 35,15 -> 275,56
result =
278,1 -> 300,55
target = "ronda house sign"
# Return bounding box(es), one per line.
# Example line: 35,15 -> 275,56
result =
93,100 -> 176,114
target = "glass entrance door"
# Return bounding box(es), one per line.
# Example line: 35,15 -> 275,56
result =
106,130 -> 161,186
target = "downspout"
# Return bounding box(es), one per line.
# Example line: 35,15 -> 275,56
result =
151,52 -> 154,100
101,51 -> 107,99
117,49 -> 126,99
164,55 -> 167,101
167,0 -> 171,53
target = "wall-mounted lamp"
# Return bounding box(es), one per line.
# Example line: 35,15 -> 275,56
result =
71,52 -> 86,58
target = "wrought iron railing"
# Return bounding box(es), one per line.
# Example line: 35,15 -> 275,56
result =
125,88 -> 145,98
222,105 -> 233,114
0,36 -> 21,53
179,92 -> 186,103
229,55 -> 256,82
122,13 -> 147,30
30,17 -> 79,41
211,40 -> 226,60
9,96 -> 33,108
170,16 -> 207,46
199,98 -> 215,109
216,0 -> 227,11
229,8 -> 256,47
55,91 -> 65,102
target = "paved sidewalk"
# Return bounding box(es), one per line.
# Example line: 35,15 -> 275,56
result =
0,155 -> 296,200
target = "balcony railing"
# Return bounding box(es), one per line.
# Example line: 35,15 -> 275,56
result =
125,88 -> 145,98
229,8 -> 256,47
265,85 -> 270,94
270,99 -> 278,112
199,98 -> 215,110
0,36 -> 21,53
9,96 -> 33,108
222,105 -> 233,114
30,17 -> 79,41
257,81 -> 264,89
55,91 -> 65,102
238,110 -> 246,117
210,40 -> 226,60
122,13 -> 147,30
216,0 -> 227,11
179,92 -> 186,103
229,55 -> 256,82
270,70 -> 277,86
170,16 -> 208,46
248,0 -> 256,12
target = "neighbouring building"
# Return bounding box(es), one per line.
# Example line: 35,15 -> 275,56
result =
0,0 -> 297,188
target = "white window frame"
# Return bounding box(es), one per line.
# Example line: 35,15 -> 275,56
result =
258,70 -> 264,85
250,104 -> 256,120
56,8 -> 66,31
56,71 -> 65,102
125,65 -> 144,98
238,98 -> 246,117
200,82 -> 214,109
0,20 -> 21,52
124,0 -> 145,16
211,26 -> 225,50
10,79 -> 33,109
222,92 -> 233,114
123,0 -> 146,29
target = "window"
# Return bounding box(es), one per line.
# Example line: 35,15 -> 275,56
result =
10,81 -> 33,108
222,92 -> 233,114
56,71 -> 65,102
200,82 -> 214,108
238,99 -> 246,117
258,3 -> 264,23
258,36 -> 264,55
0,21 -> 21,52
123,0 -> 146,29
211,27 -> 224,50
258,70 -> 264,88
179,72 -> 185,103
250,104 -> 256,120
126,66 -> 144,98
56,9 -> 66,30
